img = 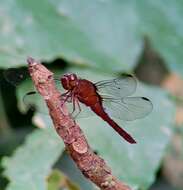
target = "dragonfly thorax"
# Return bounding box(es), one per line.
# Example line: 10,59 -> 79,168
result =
61,73 -> 79,90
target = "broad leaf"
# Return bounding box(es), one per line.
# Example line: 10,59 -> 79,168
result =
0,0 -> 141,71
1,0 -> 183,75
2,128 -> 64,190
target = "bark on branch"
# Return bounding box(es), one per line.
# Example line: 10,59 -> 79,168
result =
27,57 -> 131,190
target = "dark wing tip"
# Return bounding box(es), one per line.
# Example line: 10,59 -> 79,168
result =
141,97 -> 153,114
121,73 -> 133,78
127,137 -> 137,144
26,91 -> 37,96
141,97 -> 150,101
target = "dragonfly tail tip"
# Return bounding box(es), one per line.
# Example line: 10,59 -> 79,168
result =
128,137 -> 137,144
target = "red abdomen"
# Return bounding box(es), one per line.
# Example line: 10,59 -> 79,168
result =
75,80 -> 136,144
91,103 -> 136,144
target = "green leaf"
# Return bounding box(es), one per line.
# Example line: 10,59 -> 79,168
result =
2,128 -> 64,190
0,0 -> 142,71
47,169 -> 80,190
15,67 -> 176,189
1,0 -> 183,74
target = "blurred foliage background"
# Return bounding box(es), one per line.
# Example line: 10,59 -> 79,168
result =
0,0 -> 183,190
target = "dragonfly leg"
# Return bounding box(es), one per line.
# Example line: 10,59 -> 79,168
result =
61,90 -> 70,97
60,91 -> 72,107
73,99 -> 81,118
71,94 -> 81,119
60,90 -> 70,100
71,94 -> 77,114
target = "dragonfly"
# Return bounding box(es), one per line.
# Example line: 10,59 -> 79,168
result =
60,73 -> 152,144
4,68 -> 153,144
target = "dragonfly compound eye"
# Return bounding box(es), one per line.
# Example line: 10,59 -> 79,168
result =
69,73 -> 78,81
61,76 -> 70,90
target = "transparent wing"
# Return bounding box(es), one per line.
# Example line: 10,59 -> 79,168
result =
23,90 -> 95,119
103,97 -> 153,121
4,68 -> 94,117
67,101 -> 95,119
4,68 -> 63,114
22,91 -> 68,114
95,74 -> 137,98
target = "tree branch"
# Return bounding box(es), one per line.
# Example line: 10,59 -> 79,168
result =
27,57 -> 131,190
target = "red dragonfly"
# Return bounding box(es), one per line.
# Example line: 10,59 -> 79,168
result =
4,69 -> 152,144
60,73 -> 152,144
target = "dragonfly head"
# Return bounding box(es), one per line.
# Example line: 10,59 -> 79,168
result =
61,73 -> 78,90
